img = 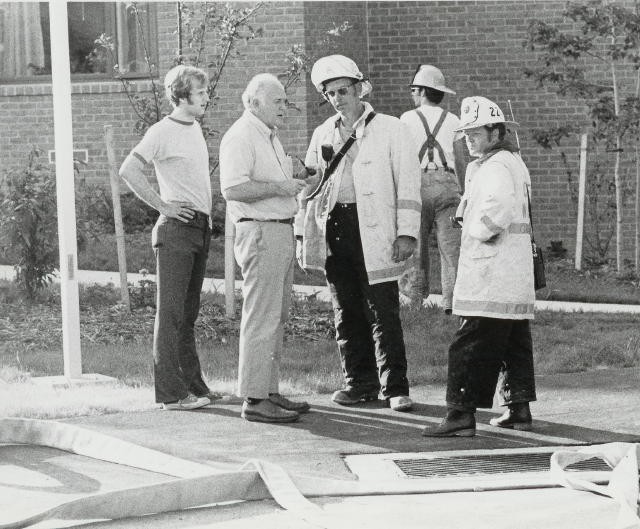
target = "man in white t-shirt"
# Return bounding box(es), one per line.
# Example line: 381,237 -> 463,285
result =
399,65 -> 468,313
219,74 -> 308,423
119,65 -> 215,411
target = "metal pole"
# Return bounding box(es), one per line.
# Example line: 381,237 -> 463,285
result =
50,0 -> 82,378
575,134 -> 588,271
224,210 -> 236,318
104,125 -> 131,311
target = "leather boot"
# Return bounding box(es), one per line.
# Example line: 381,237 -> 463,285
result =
422,409 -> 476,437
489,402 -> 532,431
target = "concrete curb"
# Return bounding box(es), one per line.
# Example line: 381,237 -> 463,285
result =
1,264 -> 639,314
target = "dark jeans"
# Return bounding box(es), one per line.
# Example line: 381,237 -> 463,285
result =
446,317 -> 537,411
325,203 -> 409,398
152,214 -> 211,403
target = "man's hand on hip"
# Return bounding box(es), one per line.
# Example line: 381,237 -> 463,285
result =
392,236 -> 417,263
160,201 -> 196,223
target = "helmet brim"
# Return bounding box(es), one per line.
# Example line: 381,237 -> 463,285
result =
409,83 -> 456,95
454,120 -> 519,132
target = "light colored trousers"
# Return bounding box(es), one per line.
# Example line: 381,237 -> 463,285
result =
402,168 -> 461,310
234,221 -> 294,398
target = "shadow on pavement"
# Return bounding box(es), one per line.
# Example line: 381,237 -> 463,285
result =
197,399 -> 640,457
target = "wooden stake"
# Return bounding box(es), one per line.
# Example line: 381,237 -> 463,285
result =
104,125 -> 131,312
575,134 -> 588,271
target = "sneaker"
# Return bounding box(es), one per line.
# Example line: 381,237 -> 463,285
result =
200,391 -> 225,402
162,394 -> 210,411
241,399 -> 300,423
269,393 -> 311,413
389,395 -> 413,412
331,387 -> 379,406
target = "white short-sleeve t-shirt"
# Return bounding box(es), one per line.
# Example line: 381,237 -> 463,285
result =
132,116 -> 211,215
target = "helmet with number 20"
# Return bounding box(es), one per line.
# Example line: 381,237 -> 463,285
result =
454,96 -> 519,132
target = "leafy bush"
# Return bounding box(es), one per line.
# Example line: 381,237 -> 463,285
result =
128,273 -> 157,309
0,149 -> 59,299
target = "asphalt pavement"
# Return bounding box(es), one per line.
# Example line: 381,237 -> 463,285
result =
2,368 -> 639,529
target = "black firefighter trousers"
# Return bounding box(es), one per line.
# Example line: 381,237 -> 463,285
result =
446,316 -> 537,411
325,203 -> 410,399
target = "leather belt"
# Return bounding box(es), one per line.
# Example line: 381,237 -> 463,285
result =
237,217 -> 294,224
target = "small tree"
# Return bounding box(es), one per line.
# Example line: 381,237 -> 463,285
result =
523,0 -> 640,271
94,2 -> 264,148
279,21 -> 353,107
0,149 -> 59,300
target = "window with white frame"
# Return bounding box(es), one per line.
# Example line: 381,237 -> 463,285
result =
0,2 -> 158,81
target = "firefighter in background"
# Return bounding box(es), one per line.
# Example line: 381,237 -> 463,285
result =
399,65 -> 468,313
423,96 -> 537,437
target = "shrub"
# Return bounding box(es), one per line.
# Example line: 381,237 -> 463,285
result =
0,149 -> 59,299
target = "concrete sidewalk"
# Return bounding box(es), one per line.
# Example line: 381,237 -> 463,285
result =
2,368 -> 639,529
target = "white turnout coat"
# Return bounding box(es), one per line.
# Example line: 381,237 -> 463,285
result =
452,148 -> 535,319
296,103 -> 421,284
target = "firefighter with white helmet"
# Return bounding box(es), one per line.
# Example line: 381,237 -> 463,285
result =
296,55 -> 421,412
399,64 -> 468,313
423,95 -> 537,438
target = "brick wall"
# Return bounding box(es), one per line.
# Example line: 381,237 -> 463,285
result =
0,2 -> 308,188
1,0 -> 638,261
360,0 -> 639,261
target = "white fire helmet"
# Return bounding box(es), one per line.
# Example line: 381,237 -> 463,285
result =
454,96 -> 519,132
310,54 -> 372,98
410,65 -> 455,94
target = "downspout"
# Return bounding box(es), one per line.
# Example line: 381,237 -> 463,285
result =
177,2 -> 183,57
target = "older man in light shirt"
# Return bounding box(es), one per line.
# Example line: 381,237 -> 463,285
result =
219,73 -> 309,423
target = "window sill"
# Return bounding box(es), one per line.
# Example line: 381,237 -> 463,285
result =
0,79 -> 156,97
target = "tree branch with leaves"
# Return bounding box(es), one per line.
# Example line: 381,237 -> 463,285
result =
524,0 -> 640,271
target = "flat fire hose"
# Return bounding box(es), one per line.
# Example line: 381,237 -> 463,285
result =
0,418 -> 389,529
2,418 -> 638,528
551,443 -> 640,529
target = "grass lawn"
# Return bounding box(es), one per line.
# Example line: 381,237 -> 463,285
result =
2,229 -> 639,419
1,281 -> 639,418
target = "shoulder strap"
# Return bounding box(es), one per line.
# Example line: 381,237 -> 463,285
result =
307,112 -> 376,200
415,109 -> 449,171
526,185 -> 536,244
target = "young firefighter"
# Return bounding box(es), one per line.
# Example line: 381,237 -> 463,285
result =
423,96 -> 536,437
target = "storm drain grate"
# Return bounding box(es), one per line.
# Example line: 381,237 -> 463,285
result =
394,453 -> 610,479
